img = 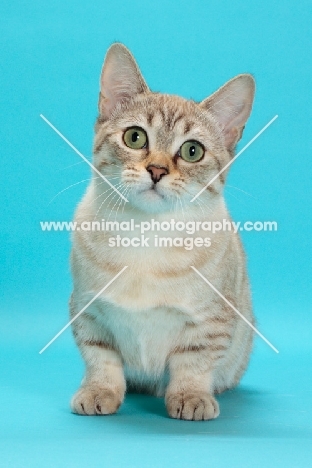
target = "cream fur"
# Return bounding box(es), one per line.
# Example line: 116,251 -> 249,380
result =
70,43 -> 255,420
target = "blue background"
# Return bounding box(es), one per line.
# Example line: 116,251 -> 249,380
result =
1,0 -> 311,466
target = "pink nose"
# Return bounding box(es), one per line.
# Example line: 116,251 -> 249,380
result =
146,165 -> 169,184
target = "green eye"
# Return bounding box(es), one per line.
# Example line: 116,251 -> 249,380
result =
123,127 -> 147,149
180,140 -> 204,163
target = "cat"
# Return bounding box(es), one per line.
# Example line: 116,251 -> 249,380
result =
70,43 -> 255,420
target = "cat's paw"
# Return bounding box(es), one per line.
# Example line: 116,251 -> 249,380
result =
165,391 -> 220,421
71,386 -> 123,415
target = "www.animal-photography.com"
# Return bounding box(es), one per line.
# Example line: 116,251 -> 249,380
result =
1,1 -> 311,467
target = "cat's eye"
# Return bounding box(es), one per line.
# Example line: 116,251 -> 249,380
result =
180,140 -> 204,163
123,127 -> 148,150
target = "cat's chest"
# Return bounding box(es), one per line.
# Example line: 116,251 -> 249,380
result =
76,229 -> 220,310
97,302 -> 187,374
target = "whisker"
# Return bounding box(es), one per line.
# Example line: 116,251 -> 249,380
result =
55,161 -> 84,172
93,175 -> 120,190
196,197 -> 213,216
178,185 -> 213,217
90,178 -> 122,205
48,177 -> 100,205
190,194 -> 206,217
121,185 -> 132,216
224,190 -> 240,203
105,190 -> 124,222
103,182 -> 128,221
226,184 -> 256,199
177,195 -> 185,222
174,193 -> 179,218
114,184 -> 131,221
93,182 -> 125,220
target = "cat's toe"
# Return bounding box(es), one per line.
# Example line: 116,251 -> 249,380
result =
71,386 -> 122,415
165,392 -> 219,421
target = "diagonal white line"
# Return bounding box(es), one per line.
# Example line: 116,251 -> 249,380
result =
190,115 -> 278,202
39,266 -> 128,354
40,114 -> 128,203
190,266 -> 279,353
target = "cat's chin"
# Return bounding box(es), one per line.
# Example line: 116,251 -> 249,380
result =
129,187 -> 172,213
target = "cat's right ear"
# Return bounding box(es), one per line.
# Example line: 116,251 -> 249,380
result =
99,43 -> 149,119
200,74 -> 255,150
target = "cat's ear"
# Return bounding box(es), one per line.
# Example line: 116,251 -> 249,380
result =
200,74 -> 255,149
99,43 -> 149,119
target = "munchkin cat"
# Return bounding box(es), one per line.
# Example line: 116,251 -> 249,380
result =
70,43 -> 255,420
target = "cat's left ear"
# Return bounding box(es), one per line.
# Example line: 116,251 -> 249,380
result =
99,43 -> 149,119
200,74 -> 255,150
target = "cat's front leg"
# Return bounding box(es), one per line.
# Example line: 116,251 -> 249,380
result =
70,299 -> 126,416
165,348 -> 220,421
71,344 -> 125,416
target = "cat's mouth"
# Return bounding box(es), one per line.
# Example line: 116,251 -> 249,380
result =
128,182 -> 172,213
139,184 -> 165,199
132,184 -> 169,213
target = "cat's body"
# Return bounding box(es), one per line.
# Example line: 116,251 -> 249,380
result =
70,44 -> 255,420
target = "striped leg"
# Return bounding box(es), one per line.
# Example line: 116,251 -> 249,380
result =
70,299 -> 126,416
165,348 -> 220,421
165,320 -> 233,420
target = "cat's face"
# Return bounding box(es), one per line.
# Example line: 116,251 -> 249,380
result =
93,44 -> 255,214
94,94 -> 227,213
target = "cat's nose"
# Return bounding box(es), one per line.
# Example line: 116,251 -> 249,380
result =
146,165 -> 169,184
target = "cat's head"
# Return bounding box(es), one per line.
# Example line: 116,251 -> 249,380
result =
93,43 -> 255,214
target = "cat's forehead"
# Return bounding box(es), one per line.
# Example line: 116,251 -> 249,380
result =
122,94 -> 205,128
110,93 -> 218,147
